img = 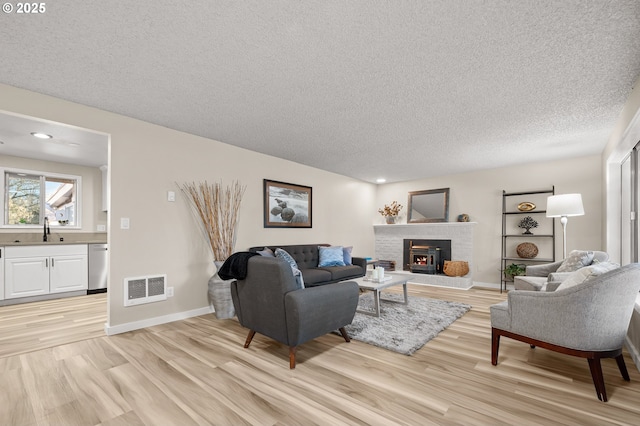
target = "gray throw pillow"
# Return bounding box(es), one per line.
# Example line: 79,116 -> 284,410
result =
556,250 -> 595,273
556,262 -> 619,291
257,247 -> 275,257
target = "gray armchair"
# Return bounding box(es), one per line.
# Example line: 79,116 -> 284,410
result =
514,250 -> 609,291
491,263 -> 640,402
230,256 -> 359,369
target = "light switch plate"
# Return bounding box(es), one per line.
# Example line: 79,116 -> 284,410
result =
120,218 -> 130,229
167,191 -> 176,202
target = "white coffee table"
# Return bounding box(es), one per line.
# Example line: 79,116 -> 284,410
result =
353,274 -> 409,317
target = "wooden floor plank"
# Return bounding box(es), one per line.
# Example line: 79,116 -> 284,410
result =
1,285 -> 640,425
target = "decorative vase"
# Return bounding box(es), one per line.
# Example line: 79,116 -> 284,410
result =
208,260 -> 236,319
385,216 -> 396,224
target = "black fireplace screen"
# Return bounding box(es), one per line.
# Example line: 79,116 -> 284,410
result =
403,239 -> 451,274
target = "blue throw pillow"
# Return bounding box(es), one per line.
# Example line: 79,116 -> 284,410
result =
318,246 -> 346,267
275,248 -> 298,269
275,248 -> 304,289
343,246 -> 353,265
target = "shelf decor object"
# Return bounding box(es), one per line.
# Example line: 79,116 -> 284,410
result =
517,201 -> 536,211
546,193 -> 585,259
518,216 -> 539,234
516,242 -> 538,258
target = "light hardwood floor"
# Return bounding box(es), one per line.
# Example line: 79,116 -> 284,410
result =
1,286 -> 639,425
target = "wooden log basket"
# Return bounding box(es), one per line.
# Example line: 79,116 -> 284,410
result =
443,260 -> 469,277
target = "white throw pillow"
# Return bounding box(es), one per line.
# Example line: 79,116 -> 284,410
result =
556,262 -> 619,291
556,250 -> 595,272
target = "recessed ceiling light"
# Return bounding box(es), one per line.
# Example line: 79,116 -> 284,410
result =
67,142 -> 80,147
31,132 -> 53,139
376,178 -> 386,183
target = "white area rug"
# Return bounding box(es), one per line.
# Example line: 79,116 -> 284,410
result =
345,293 -> 471,355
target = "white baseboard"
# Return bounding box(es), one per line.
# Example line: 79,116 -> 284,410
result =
104,306 -> 214,335
471,281 -> 513,291
625,335 -> 640,373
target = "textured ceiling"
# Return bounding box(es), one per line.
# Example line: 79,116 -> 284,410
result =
1,1 -> 639,183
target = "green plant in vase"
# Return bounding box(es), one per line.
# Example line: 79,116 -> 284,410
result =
504,263 -> 526,281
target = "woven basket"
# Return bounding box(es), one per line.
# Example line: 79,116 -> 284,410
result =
516,242 -> 538,259
443,260 -> 469,277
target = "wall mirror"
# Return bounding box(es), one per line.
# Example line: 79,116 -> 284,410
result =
407,188 -> 450,223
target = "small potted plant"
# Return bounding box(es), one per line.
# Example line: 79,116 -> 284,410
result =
518,216 -> 538,234
378,201 -> 403,224
504,263 -> 526,281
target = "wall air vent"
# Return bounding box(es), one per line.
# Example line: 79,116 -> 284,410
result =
124,274 -> 167,306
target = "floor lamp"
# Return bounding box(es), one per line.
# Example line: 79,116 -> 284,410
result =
546,194 -> 585,259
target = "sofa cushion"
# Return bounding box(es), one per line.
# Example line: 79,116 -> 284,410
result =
319,264 -> 364,281
513,275 -> 546,291
301,268 -> 333,286
556,261 -> 619,291
556,250 -> 595,272
318,246 -> 346,267
275,245 -> 325,269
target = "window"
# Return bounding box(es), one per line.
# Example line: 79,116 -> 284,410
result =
2,168 -> 81,228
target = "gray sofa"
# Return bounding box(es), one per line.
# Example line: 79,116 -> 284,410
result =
514,250 -> 609,291
248,244 -> 366,287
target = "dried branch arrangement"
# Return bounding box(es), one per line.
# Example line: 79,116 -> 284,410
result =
179,180 -> 246,261
378,201 -> 403,217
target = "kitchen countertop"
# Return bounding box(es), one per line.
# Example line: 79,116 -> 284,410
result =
0,232 -> 107,246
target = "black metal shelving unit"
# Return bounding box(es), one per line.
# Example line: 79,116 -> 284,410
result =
501,187 -> 556,292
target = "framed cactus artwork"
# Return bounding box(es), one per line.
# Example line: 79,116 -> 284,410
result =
263,179 -> 312,228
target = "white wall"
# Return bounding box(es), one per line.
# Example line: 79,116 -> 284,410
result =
0,84 -> 376,329
0,154 -> 106,234
603,74 -> 640,263
375,155 -> 602,285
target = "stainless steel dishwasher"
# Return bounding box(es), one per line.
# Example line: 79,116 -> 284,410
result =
88,243 -> 108,294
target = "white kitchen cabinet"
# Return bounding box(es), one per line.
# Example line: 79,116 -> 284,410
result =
4,245 -> 88,299
5,256 -> 49,298
49,254 -> 88,293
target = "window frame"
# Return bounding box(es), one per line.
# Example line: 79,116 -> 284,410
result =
0,167 -> 82,229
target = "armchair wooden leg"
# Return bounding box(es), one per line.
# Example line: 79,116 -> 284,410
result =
338,327 -> 351,343
491,328 -> 500,366
615,354 -> 631,381
289,346 -> 297,369
244,330 -> 256,348
587,357 -> 607,402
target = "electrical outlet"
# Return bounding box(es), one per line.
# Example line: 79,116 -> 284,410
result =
167,287 -> 174,297
120,218 -> 130,229
167,191 -> 176,202
97,224 -> 106,232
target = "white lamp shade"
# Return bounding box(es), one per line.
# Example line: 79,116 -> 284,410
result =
546,194 -> 585,217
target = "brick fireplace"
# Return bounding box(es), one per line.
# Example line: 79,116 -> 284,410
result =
374,222 -> 475,288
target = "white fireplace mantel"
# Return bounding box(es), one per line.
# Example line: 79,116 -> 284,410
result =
374,222 -> 476,288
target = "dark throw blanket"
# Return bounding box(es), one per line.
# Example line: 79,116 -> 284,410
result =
217,251 -> 259,280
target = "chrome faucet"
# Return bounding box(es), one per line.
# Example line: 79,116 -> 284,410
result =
43,217 -> 50,242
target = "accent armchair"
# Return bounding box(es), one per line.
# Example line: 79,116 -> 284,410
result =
491,263 -> 640,401
230,256 -> 359,369
514,250 -> 609,291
